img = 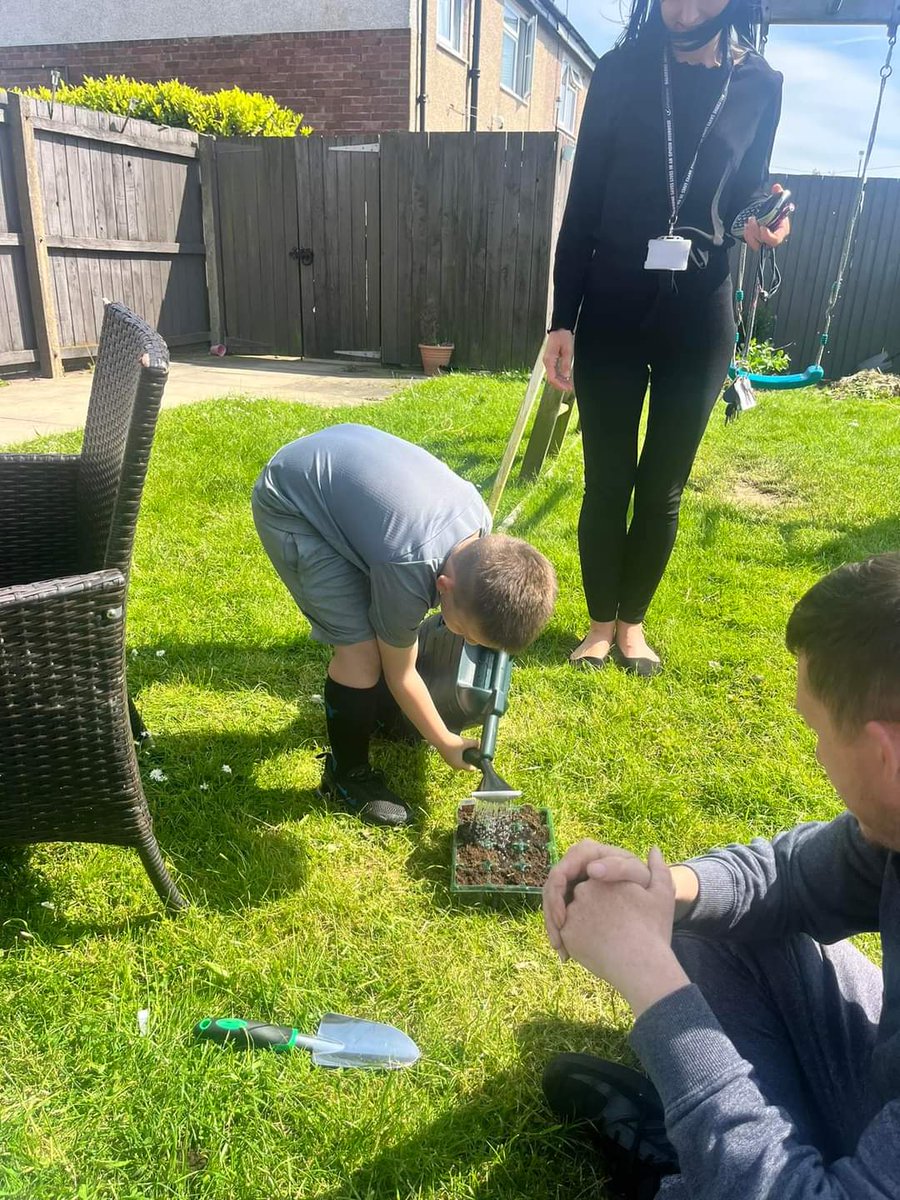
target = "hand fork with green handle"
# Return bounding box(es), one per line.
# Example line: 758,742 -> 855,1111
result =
194,1013 -> 420,1069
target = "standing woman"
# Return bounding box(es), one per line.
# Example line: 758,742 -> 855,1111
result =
545,0 -> 790,675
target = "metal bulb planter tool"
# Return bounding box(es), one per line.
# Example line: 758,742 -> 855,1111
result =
462,647 -> 521,820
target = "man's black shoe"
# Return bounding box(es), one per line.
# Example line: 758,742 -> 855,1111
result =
317,754 -> 410,828
543,1053 -> 678,1200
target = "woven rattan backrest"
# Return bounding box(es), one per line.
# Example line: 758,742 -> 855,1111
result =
77,304 -> 169,575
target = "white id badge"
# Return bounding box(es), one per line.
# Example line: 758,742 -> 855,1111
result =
644,236 -> 692,272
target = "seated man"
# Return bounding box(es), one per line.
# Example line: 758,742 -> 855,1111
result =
541,552 -> 900,1199
252,423 -> 557,828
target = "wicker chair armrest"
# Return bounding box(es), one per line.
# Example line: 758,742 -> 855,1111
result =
0,454 -> 82,584
0,568 -> 125,619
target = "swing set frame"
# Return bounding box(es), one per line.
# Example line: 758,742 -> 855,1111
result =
730,0 -> 897,389
491,0 -> 899,513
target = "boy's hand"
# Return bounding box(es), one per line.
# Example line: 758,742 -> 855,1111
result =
439,734 -> 481,771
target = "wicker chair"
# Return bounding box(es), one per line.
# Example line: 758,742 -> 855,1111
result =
0,302 -> 187,911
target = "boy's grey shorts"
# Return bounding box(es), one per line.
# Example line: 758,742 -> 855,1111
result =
251,494 -> 375,646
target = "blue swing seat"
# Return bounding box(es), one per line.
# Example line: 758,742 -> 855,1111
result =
728,363 -> 825,390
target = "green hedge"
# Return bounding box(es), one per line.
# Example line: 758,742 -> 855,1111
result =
18,75 -> 312,137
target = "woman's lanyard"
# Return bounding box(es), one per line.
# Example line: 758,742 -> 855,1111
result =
661,44 -> 733,236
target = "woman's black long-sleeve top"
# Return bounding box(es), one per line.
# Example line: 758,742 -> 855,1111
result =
550,36 -> 783,331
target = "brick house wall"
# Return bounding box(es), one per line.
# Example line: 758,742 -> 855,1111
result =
0,28 -> 412,133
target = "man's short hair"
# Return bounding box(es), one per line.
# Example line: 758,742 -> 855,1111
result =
786,552 -> 900,731
452,534 -> 557,653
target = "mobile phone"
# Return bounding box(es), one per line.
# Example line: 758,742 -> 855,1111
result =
731,189 -> 793,239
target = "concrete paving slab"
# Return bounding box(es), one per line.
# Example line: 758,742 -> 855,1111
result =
0,353 -> 415,447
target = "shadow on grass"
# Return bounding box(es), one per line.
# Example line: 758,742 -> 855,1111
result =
508,479 -> 577,537
310,1014 -> 628,1200
123,641 -> 437,911
0,640 -> 437,932
777,513 -> 900,568
145,724 -> 432,914
0,845 -> 162,949
695,501 -> 899,569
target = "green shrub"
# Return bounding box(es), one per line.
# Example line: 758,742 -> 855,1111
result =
738,338 -> 792,376
18,75 -> 312,137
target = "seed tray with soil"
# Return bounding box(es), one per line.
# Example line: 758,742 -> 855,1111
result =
451,801 -> 557,903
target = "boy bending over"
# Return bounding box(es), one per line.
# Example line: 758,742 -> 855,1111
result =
253,423 -> 557,828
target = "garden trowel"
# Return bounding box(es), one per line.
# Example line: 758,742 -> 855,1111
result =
194,1013 -> 420,1069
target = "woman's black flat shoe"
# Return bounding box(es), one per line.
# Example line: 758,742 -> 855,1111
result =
570,653 -> 610,672
569,636 -> 612,671
611,645 -> 662,677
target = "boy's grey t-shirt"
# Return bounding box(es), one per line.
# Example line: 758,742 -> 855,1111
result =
254,424 -> 492,647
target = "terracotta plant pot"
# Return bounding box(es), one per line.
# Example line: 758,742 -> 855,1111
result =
419,343 -> 454,376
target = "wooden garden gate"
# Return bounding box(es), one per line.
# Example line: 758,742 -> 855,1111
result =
205,131 -> 560,371
205,134 -> 381,360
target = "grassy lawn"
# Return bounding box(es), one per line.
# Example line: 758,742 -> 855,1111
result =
1,375 -> 897,1200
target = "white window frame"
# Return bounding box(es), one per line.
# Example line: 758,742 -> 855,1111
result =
557,59 -> 583,135
437,0 -> 466,57
501,1 -> 536,101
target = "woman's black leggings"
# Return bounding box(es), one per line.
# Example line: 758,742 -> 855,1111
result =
573,275 -> 735,625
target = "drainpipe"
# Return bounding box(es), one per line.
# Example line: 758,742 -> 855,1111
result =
468,0 -> 483,132
418,0 -> 428,131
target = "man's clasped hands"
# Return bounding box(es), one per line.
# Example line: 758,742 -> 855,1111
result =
542,842 -> 703,1020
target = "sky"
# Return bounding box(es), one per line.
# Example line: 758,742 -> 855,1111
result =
562,1 -> 900,176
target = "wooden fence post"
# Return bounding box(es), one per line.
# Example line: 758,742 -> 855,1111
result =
199,135 -> 224,347
7,92 -> 62,378
518,381 -> 575,482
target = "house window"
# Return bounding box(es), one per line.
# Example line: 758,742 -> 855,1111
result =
438,0 -> 465,55
558,60 -> 583,134
501,2 -> 536,99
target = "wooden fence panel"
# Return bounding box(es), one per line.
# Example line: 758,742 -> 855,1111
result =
0,94 -> 37,367
1,100 -> 897,381
0,93 -> 207,371
31,97 -> 206,358
380,131 -> 559,371
733,173 -> 900,377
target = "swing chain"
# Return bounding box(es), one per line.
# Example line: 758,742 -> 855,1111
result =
815,26 -> 896,367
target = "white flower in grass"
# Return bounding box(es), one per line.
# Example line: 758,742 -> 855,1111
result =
130,649 -> 139,659
199,782 -> 210,791
137,1008 -> 150,1036
155,649 -> 166,658
149,768 -> 168,783
221,765 -> 232,775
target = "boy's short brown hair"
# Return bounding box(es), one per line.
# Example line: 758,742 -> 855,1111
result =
451,534 -> 557,653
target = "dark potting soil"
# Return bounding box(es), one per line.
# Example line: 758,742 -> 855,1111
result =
454,803 -> 551,888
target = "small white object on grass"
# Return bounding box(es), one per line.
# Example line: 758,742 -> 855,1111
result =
137,1008 -> 150,1036
149,768 -> 167,783
155,649 -> 166,658
310,694 -> 324,705
221,765 -> 232,775
199,782 -> 210,791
